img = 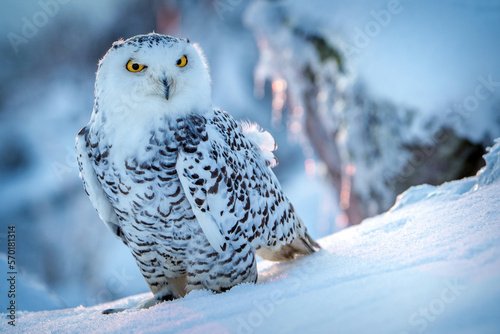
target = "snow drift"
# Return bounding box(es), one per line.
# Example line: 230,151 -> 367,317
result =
2,140 -> 499,333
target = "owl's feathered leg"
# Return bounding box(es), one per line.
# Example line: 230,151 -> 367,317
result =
102,275 -> 187,314
133,274 -> 187,310
185,242 -> 258,293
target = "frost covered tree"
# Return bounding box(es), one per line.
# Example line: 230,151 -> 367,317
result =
245,0 -> 499,225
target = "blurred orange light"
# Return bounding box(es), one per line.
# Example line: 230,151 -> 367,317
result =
272,96 -> 285,111
289,121 -> 302,134
305,158 -> 316,175
335,214 -> 349,228
293,106 -> 304,117
272,79 -> 287,92
346,164 -> 356,176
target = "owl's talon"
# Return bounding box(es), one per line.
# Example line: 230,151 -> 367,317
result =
134,297 -> 160,310
133,291 -> 175,310
102,308 -> 126,315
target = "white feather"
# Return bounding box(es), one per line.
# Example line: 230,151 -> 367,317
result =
176,157 -> 225,253
241,121 -> 278,168
76,130 -> 121,238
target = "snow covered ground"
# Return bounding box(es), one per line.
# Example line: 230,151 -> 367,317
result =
2,0 -> 499,310
3,141 -> 499,333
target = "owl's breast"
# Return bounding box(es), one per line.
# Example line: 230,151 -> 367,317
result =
90,123 -> 201,256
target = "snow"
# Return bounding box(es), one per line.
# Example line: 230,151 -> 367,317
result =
1,0 -> 499,325
478,138 -> 500,187
0,257 -> 65,312
3,141 -> 499,333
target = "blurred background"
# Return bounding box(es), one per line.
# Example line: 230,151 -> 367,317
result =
0,0 -> 499,312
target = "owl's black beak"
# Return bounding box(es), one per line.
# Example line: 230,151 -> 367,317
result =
162,78 -> 170,100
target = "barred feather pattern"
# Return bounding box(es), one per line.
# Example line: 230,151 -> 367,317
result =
77,108 -> 317,298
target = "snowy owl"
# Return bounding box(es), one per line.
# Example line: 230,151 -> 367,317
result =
76,33 -> 319,313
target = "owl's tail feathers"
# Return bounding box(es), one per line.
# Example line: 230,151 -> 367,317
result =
294,231 -> 321,255
256,231 -> 320,262
295,215 -> 321,254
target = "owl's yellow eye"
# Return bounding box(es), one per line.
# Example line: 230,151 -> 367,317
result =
176,55 -> 188,67
126,60 -> 145,72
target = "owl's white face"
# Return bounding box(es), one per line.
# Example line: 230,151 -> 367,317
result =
95,34 -> 212,119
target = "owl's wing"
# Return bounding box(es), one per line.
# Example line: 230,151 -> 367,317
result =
176,110 -> 312,255
76,126 -> 124,241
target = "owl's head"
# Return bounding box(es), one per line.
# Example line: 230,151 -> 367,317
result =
95,33 -> 212,118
